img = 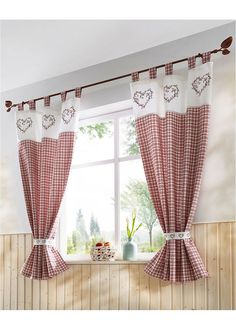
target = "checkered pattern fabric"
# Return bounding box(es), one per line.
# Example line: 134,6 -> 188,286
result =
19,132 -> 74,279
61,91 -> 67,102
202,52 -> 211,64
75,87 -> 82,98
44,96 -> 50,107
28,100 -> 36,110
17,94 -> 80,280
135,106 -> 210,282
188,56 -> 196,70
165,63 -> 173,75
149,67 -> 157,79
18,103 -> 24,111
132,72 -> 139,82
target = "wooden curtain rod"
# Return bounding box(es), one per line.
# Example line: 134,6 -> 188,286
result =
5,36 -> 233,112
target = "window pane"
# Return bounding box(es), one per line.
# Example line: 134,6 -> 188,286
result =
65,164 -> 115,255
119,116 -> 139,157
73,120 -> 114,164
120,159 -> 165,253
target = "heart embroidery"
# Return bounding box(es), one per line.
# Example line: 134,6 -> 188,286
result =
42,114 -> 56,129
16,118 -> 33,133
192,73 -> 211,96
133,88 -> 153,109
62,106 -> 76,124
164,84 -> 179,103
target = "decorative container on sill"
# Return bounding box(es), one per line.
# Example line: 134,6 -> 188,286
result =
90,246 -> 117,262
123,209 -> 142,261
123,238 -> 137,261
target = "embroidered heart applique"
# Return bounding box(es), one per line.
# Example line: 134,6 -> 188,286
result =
133,88 -> 153,109
178,234 -> 184,238
164,84 -> 179,102
42,114 -> 56,129
192,73 -> 211,96
16,118 -> 33,133
62,106 -> 76,124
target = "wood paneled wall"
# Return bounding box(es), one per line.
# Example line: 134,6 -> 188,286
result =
0,222 -> 235,310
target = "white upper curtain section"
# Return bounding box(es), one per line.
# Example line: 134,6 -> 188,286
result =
15,97 -> 80,142
130,61 -> 213,119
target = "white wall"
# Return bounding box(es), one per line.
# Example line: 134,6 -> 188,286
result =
0,22 -> 235,234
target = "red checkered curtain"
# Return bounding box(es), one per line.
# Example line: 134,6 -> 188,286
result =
130,54 -> 212,282
15,92 -> 80,279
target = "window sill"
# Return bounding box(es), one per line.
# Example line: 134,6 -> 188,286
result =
65,259 -> 149,265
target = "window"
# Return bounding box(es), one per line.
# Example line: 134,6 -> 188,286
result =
60,104 -> 164,261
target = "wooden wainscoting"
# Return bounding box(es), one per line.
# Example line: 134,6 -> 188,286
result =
0,222 -> 235,310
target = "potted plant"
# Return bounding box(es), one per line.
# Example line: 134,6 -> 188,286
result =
123,209 -> 142,261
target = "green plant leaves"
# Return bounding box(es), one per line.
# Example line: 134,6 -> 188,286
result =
126,222 -> 131,239
126,209 -> 142,239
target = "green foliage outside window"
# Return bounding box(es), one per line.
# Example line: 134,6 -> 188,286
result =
123,118 -> 140,155
78,122 -> 112,139
67,117 -> 165,255
67,209 -> 104,254
121,179 -> 158,250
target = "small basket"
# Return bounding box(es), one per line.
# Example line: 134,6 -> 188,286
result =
90,246 -> 116,262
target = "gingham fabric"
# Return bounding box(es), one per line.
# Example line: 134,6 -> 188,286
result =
132,72 -> 139,82
18,103 -> 24,111
75,87 -> 82,98
202,51 -> 211,64
44,96 -> 50,107
165,63 -> 173,75
28,100 -> 36,110
61,91 -> 67,102
15,95 -> 80,280
188,56 -> 196,70
149,67 -> 157,79
130,56 -> 212,282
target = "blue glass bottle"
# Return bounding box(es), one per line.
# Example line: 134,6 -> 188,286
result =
123,238 -> 137,261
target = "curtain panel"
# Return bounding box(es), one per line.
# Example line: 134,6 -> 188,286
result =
15,92 -> 80,280
130,54 -> 212,282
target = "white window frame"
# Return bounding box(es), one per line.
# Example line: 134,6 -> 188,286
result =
59,100 -> 155,262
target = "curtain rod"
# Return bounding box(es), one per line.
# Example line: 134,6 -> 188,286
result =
5,36 -> 233,112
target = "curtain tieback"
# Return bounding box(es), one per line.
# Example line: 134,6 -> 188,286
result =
33,238 -> 54,246
164,231 -> 191,240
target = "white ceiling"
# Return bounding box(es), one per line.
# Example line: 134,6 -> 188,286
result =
0,20 -> 231,91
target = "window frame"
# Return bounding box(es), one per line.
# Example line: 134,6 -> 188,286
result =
59,100 -> 155,262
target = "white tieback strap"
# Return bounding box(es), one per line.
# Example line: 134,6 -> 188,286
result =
164,231 -> 191,240
33,238 -> 54,246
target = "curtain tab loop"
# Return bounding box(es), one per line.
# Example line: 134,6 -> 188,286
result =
188,56 -> 196,70
202,51 -> 211,64
28,100 -> 36,110
44,96 -> 50,107
149,67 -> 157,79
18,102 -> 24,111
165,63 -> 173,75
61,91 -> 67,102
75,87 -> 82,98
131,72 -> 139,82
